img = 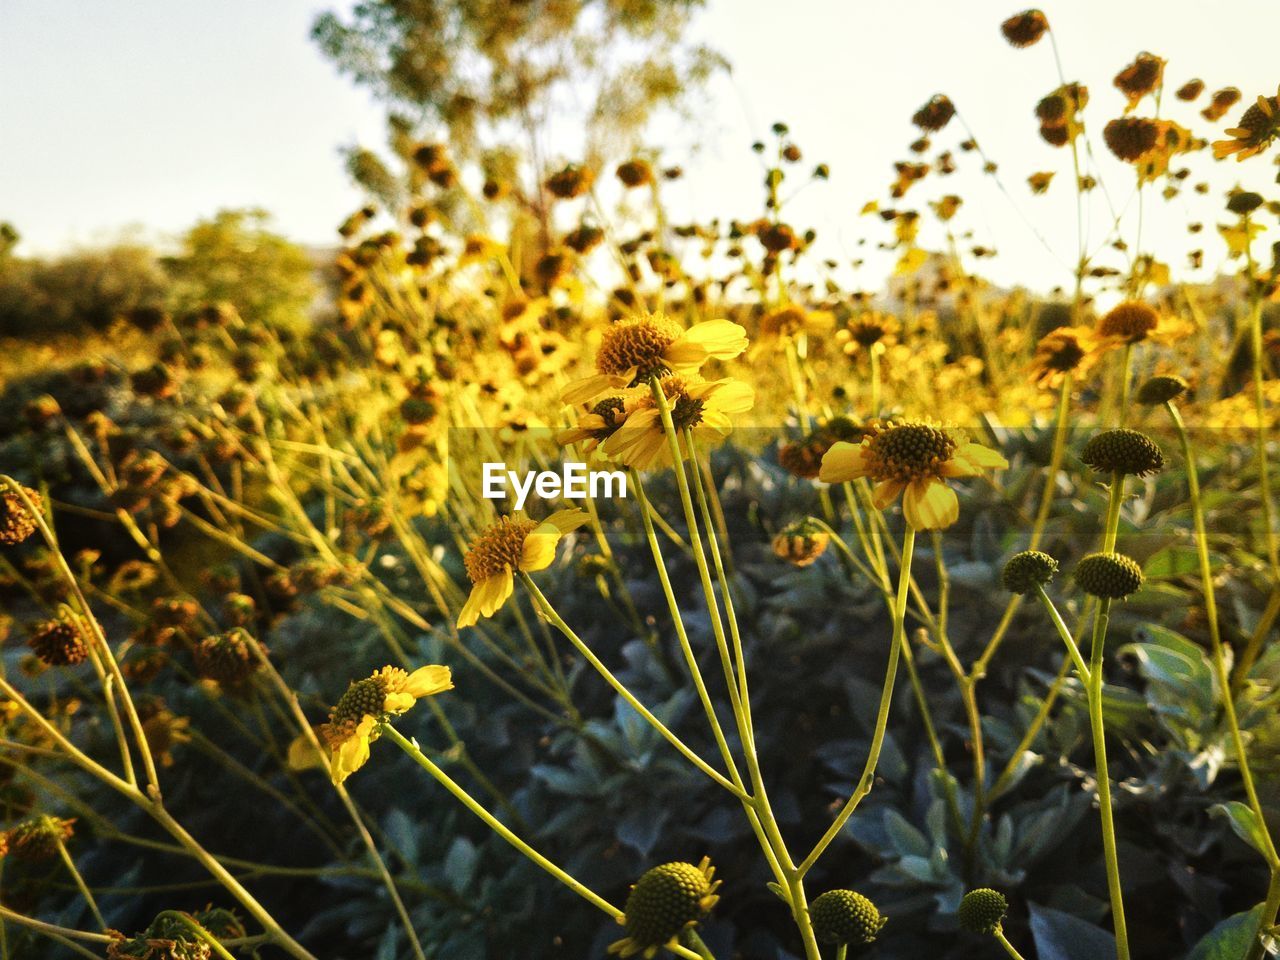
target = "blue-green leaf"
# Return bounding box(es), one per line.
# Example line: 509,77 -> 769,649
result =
1028,902 -> 1116,960
1187,904 -> 1264,960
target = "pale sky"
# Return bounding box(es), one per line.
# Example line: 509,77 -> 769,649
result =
3,0 -> 1278,293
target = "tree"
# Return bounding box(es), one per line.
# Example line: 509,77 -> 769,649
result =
312,0 -> 724,223
166,209 -> 317,330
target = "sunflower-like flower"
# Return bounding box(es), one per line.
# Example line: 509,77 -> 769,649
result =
602,376 -> 754,471
556,396 -> 629,454
819,421 -> 1007,530
561,314 -> 748,405
320,665 -> 453,783
1214,87 -> 1280,161
1095,300 -> 1189,347
458,510 -> 589,627
609,858 -> 720,958
1030,325 -> 1100,387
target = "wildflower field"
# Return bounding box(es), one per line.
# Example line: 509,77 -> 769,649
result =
3,3 -> 1280,958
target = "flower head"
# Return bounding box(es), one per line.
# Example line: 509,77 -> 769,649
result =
958,888 -> 1009,935
819,421 -> 1007,530
1081,428 -> 1165,477
1001,10 -> 1048,48
561,315 -> 748,405
1214,87 -> 1280,160
1095,300 -> 1187,347
602,376 -> 754,471
609,858 -> 720,959
28,615 -> 88,667
0,486 -> 41,545
6,815 -> 75,861
772,519 -> 831,568
1002,550 -> 1059,595
1030,325 -> 1099,387
1074,552 -> 1144,599
809,889 -> 886,946
1136,374 -> 1189,405
458,510 -> 588,627
321,664 -> 453,783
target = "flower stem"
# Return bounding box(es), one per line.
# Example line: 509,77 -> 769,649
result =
798,527 -> 915,876
995,928 -> 1029,960
519,573 -> 744,797
55,838 -> 106,931
1088,596 -> 1129,960
380,723 -> 623,920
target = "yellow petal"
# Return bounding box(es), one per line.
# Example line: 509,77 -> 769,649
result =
955,441 -> 1008,470
457,571 -> 515,627
521,525 -> 561,571
871,478 -> 907,509
330,716 -> 377,784
561,372 -> 633,406
543,508 -> 590,535
712,379 -> 755,414
902,479 -> 959,530
818,442 -> 868,483
675,319 -> 749,362
287,733 -> 326,772
384,691 -> 416,713
404,664 -> 454,699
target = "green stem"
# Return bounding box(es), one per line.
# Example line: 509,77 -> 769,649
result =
798,527 -> 915,876
520,574 -> 744,797
55,839 -> 106,931
995,927 -> 1029,960
381,723 -> 622,919
1088,597 -> 1130,960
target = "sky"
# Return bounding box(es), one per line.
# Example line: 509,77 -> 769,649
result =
3,0 -> 1279,293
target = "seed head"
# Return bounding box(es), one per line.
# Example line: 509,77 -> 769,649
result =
1136,375 -> 1188,405
1081,429 -> 1165,477
616,159 -> 654,188
1097,300 -> 1159,343
958,888 -> 1008,935
912,95 -> 956,132
27,616 -> 89,667
1227,191 -> 1264,215
194,628 -> 259,685
613,860 -> 720,956
809,889 -> 886,946
1001,10 -> 1049,48
1074,552 -> 1144,599
0,486 -> 41,545
1104,117 -> 1160,162
1002,551 -> 1059,595
6,815 -> 75,862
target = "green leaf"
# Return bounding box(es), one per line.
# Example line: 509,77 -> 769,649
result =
1210,802 -> 1273,862
1187,904 -> 1264,960
1028,902 -> 1116,960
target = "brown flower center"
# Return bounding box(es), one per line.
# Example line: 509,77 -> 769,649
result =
865,423 -> 957,483
464,517 -> 539,583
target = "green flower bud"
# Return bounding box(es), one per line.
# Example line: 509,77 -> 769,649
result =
958,888 -> 1008,935
610,859 -> 720,957
809,889 -> 886,946
1002,550 -> 1060,595
1074,552 -> 1144,598
1081,429 -> 1165,477
1136,375 -> 1189,406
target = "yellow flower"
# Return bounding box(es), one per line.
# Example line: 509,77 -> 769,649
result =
1213,87 -> 1280,161
458,510 -> 589,627
1030,325 -> 1101,388
555,396 -> 629,454
602,376 -> 754,471
818,421 -> 1007,530
561,314 -> 748,405
1094,300 -> 1191,348
321,665 -> 453,783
